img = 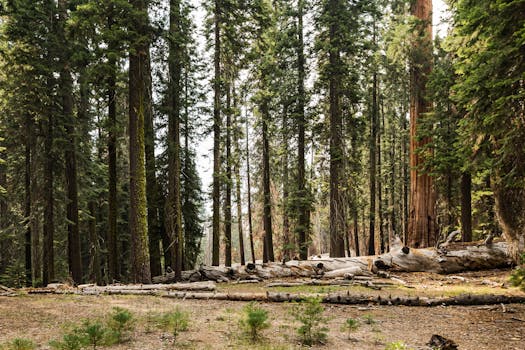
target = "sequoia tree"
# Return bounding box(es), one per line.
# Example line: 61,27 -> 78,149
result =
407,0 -> 436,248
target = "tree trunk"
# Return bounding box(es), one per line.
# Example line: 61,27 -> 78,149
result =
129,0 -> 151,284
167,0 -> 183,279
328,0 -> 345,258
88,202 -> 103,285
262,100 -> 274,262
494,185 -> 525,262
245,107 -> 256,264
408,0 -> 436,248
296,0 -> 309,260
368,71 -> 378,256
224,83 -> 232,267
212,0 -> 221,266
233,88 -> 245,266
144,47 -> 162,278
281,106 -> 290,259
24,116 -> 32,286
107,4 -> 119,283
59,0 -> 82,284
0,142 -> 6,276
461,172 -> 472,242
43,101 -> 54,286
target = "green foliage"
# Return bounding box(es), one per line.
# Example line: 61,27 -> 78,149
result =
106,307 -> 134,344
240,302 -> 270,342
341,318 -> 359,339
4,339 -> 35,350
384,341 -> 410,350
151,309 -> 190,340
78,320 -> 105,350
291,297 -> 329,345
510,255 -> 525,291
362,314 -> 376,325
49,333 -> 83,350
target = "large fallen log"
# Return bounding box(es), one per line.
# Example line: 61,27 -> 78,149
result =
161,290 -> 525,306
153,238 -> 513,283
27,281 -> 216,295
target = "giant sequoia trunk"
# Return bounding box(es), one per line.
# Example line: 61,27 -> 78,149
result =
129,0 -> 151,284
408,0 -> 437,248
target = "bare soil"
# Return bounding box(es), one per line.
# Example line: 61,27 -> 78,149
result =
0,269 -> 524,350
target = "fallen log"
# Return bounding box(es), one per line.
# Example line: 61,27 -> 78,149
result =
161,290 -> 525,306
27,281 -> 216,295
152,237 -> 512,282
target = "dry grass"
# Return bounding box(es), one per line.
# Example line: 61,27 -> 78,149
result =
0,269 -> 523,350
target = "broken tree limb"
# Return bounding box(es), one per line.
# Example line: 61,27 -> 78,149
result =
152,237 -> 512,282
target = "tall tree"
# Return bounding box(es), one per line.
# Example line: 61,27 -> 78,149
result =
224,82 -> 232,266
128,0 -> 151,283
327,0 -> 346,257
58,0 -> 83,284
407,0 -> 436,248
107,1 -> 120,283
450,0 -> 525,261
211,0 -> 222,266
295,0 -> 309,260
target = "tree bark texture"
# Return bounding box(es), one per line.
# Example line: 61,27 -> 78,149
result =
107,4 -> 119,283
408,0 -> 437,248
224,83 -> 232,267
212,0 -> 221,266
167,0 -> 183,279
59,0 -> 82,284
233,89 -> 245,266
24,117 -> 32,286
328,0 -> 346,258
461,172 -> 472,242
246,110 -> 256,264
262,100 -> 274,262
296,0 -> 309,260
144,50 -> 162,278
129,0 -> 151,284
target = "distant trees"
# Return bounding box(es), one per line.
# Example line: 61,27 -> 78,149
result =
0,0 -> 522,288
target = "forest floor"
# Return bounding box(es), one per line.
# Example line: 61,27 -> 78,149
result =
0,269 -> 524,350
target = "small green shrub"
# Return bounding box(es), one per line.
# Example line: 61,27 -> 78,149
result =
49,332 -> 83,350
291,297 -> 329,345
107,307 -> 134,343
4,338 -> 35,350
341,318 -> 359,339
362,314 -> 376,325
152,309 -> 189,340
240,302 -> 270,342
79,320 -> 105,350
510,254 -> 525,291
384,341 -> 410,350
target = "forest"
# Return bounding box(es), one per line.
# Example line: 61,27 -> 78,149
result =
0,0 -> 524,291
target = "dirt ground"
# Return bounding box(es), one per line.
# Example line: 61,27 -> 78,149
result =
1,269 -> 524,350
